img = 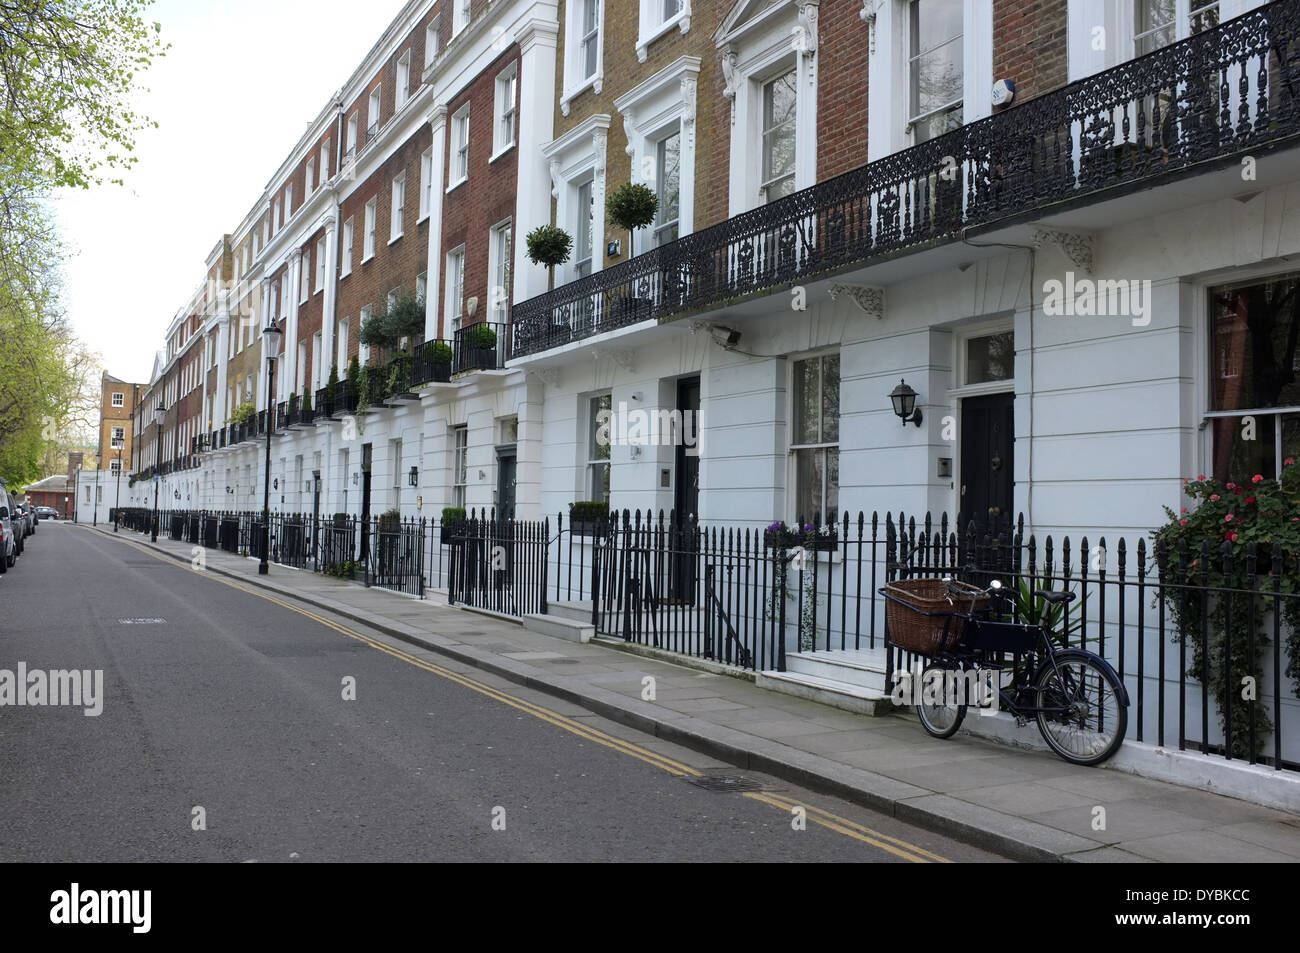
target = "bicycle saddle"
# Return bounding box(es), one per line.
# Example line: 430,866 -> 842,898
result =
1033,589 -> 1076,605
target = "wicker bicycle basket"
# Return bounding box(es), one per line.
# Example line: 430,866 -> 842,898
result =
881,578 -> 990,656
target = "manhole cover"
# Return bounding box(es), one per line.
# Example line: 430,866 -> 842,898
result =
686,775 -> 764,793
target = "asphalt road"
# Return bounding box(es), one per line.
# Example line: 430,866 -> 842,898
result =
0,521 -> 1005,863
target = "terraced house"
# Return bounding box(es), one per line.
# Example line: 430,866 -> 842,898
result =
123,0 -> 1300,779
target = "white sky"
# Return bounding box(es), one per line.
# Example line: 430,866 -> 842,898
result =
50,0 -> 409,385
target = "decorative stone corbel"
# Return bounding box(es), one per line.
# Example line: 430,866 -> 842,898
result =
681,76 -> 698,150
623,112 -> 636,158
721,46 -> 738,127
592,129 -> 608,191
860,0 -> 883,55
829,283 -> 885,319
1031,227 -> 1095,274
528,366 -> 560,388
591,347 -> 635,373
549,159 -> 561,199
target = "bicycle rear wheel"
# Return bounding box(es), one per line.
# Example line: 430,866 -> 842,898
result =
1033,650 -> 1127,766
915,661 -> 967,739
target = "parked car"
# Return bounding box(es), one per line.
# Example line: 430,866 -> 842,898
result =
0,486 -> 16,573
23,502 -> 36,533
6,494 -> 23,553
35,506 -> 57,520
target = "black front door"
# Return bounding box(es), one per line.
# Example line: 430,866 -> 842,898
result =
672,376 -> 701,601
359,443 -> 373,560
497,449 -> 517,520
960,393 -> 1014,534
673,376 -> 700,522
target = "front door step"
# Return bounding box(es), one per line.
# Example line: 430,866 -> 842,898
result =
756,670 -> 894,716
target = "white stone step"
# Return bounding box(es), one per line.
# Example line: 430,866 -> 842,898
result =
547,600 -> 594,624
756,670 -> 894,716
784,649 -> 889,693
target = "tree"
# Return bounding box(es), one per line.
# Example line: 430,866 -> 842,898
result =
0,0 -> 168,193
606,182 -> 658,257
525,224 -> 573,290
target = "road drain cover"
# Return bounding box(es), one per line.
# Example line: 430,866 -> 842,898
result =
686,775 -> 764,793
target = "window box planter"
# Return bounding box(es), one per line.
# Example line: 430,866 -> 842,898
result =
441,508 -> 467,545
568,502 -> 610,538
763,525 -> 838,552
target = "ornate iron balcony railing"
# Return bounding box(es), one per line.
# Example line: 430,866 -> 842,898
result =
510,0 -> 1300,358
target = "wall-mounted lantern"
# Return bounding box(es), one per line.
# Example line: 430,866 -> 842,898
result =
408,466 -> 419,487
889,379 -> 923,428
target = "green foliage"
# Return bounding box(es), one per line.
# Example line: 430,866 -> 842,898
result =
230,402 -> 256,426
359,290 -> 425,360
525,224 -> 574,268
355,364 -> 371,414
463,324 -> 497,350
605,182 -> 659,233
442,507 -> 467,524
1152,460 -> 1300,756
345,356 -> 361,403
568,501 -> 609,523
379,507 -> 401,524
998,576 -> 1090,648
0,1 -> 168,192
327,363 -> 339,389
387,354 -> 411,397
333,512 -> 349,522
301,384 -> 311,413
323,560 -> 359,579
425,340 -> 453,364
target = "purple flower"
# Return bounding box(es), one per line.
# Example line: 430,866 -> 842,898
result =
802,524 -> 815,533
766,522 -> 785,533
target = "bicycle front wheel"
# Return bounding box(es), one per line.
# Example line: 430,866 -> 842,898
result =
915,661 -> 967,739
1033,650 -> 1127,766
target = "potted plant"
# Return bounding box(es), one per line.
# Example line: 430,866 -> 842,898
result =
462,322 -> 498,369
386,352 -> 414,401
1152,459 -> 1300,758
332,511 -> 350,526
424,340 -> 453,383
568,501 -> 610,538
525,223 -> 574,291
345,356 -> 361,411
763,521 -> 838,553
606,181 -> 658,259
300,384 -> 312,421
441,506 -> 467,544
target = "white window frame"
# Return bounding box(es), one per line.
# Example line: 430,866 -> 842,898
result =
866,0 -> 992,163
390,172 -> 406,243
417,272 -> 428,305
572,176 -> 595,279
396,50 -> 411,112
425,18 -> 442,67
759,68 -> 797,203
787,350 -> 840,529
561,0 -> 604,115
315,238 -> 326,293
543,115 -> 611,282
111,392 -> 125,407
346,113 -> 359,156
320,140 -> 330,182
488,218 -> 512,323
445,245 -> 466,334
452,425 -> 468,508
453,0 -> 471,37
637,0 -> 691,63
306,157 -> 316,194
363,198 -> 377,261
300,251 -> 311,302
367,85 -> 382,139
273,198 -> 281,232
449,105 -> 470,190
419,147 -> 433,220
359,305 -> 373,365
587,393 -> 612,504
337,318 -> 350,373
493,63 -> 518,158
906,0 -> 965,144
340,218 -> 354,277
285,183 -> 294,220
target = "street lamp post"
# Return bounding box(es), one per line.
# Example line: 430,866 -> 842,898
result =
113,439 -> 123,532
259,323 -> 283,575
151,404 -> 165,542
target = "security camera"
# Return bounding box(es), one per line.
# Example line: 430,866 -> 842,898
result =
709,325 -> 741,349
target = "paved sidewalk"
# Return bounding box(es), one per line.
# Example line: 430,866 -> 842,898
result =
88,524 -> 1300,863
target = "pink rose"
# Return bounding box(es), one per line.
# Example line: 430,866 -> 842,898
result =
1210,494 -> 1220,501
1198,474 -> 1205,480
1180,519 -> 1188,526
1285,458 -> 1295,466
1245,497 -> 1256,504
1180,507 -> 1188,513
1225,531 -> 1239,542
1252,474 -> 1264,483
1225,513 -> 1234,522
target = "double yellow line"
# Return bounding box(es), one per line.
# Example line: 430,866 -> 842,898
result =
92,527 -> 950,863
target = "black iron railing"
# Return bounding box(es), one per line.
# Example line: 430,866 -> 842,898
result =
448,511 -> 548,616
411,339 -> 453,387
453,322 -> 508,373
511,0 -> 1300,357
366,516 -> 425,597
315,385 -> 335,419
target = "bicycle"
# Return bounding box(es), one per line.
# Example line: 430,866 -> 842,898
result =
880,576 -> 1130,766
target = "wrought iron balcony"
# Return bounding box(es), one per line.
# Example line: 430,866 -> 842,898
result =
333,377 -> 358,416
411,339 -> 453,386
510,0 -> 1300,359
314,385 -> 335,419
453,321 -> 507,373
